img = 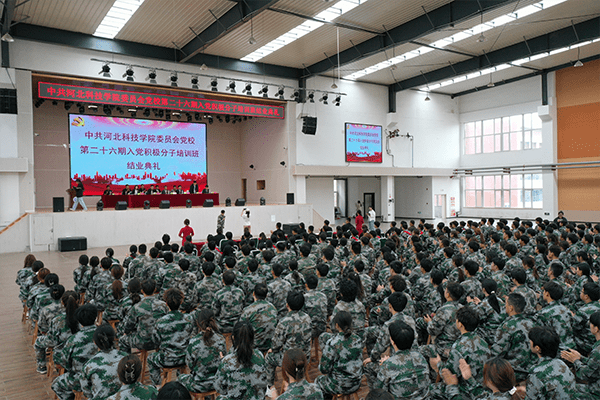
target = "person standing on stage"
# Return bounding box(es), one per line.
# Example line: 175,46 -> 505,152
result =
242,208 -> 251,235
103,185 -> 113,196
71,178 -> 88,211
217,210 -> 226,232
179,219 -> 194,245
189,180 -> 199,194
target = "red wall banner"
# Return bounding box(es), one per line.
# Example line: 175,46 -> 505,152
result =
38,81 -> 285,119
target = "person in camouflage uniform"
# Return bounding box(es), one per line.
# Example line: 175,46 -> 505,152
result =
241,259 -> 267,305
127,244 -> 149,280
16,254 -> 37,304
178,309 -> 226,393
34,284 -> 65,373
489,257 -> 512,298
213,270 -> 245,334
566,262 -> 592,310
331,279 -> 367,339
140,247 -> 163,282
119,279 -> 169,353
271,348 -> 324,400
81,324 -> 128,400
561,310 -> 600,399
490,293 -> 536,381
303,274 -> 328,341
267,263 -> 292,319
372,321 -> 430,399
297,243 -> 316,277
424,282 -> 463,358
194,262 -> 223,311
236,244 -> 254,273
239,283 -> 278,352
214,320 -> 268,400
265,291 -> 312,385
316,261 -> 337,317
526,326 -> 576,399
105,354 -> 158,400
573,282 -> 600,355
411,259 -> 434,314
72,256 -> 92,295
89,257 -> 115,311
510,268 -> 538,316
147,288 -> 194,385
461,260 -> 485,300
155,252 -> 179,294
504,244 -> 521,271
101,265 -> 128,322
467,279 -> 506,346
538,281 -> 575,350
28,270 -> 55,327
316,311 -> 364,396
51,304 -> 99,400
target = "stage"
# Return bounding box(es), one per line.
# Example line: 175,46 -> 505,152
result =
0,204 -> 313,254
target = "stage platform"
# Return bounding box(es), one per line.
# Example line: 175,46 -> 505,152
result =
0,204 -> 313,254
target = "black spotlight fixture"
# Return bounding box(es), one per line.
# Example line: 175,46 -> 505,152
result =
64,101 -> 73,111
261,84 -> 269,98
169,72 -> 178,87
78,104 -> 85,113
96,200 -> 104,211
103,105 -> 112,116
99,63 -> 111,77
146,69 -> 157,84
244,83 -> 252,95
34,98 -> 45,108
228,80 -> 236,93
225,115 -> 230,123
191,76 -> 199,89
225,197 -> 232,207
143,200 -> 150,209
210,78 -> 218,92
186,199 -> 192,208
260,197 -> 266,206
277,85 -> 285,100
117,106 -> 124,115
187,113 -> 192,122
207,115 -> 213,124
334,95 -> 341,106
280,161 -> 286,167
158,109 -> 164,118
319,93 -> 328,105
194,112 -> 200,121
308,92 -> 315,103
52,100 -> 58,106
123,66 -> 135,81
143,108 -> 151,117
129,108 -> 137,117
165,113 -> 171,120
291,89 -> 300,101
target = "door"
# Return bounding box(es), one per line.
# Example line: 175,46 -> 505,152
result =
241,179 -> 247,201
434,194 -> 446,218
364,193 -> 375,215
333,178 -> 347,219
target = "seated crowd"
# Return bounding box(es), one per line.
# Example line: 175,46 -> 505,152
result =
16,215 -> 600,400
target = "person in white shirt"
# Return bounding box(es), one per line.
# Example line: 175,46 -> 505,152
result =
241,208 -> 251,235
367,206 -> 376,231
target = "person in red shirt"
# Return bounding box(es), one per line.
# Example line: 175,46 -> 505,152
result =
355,210 -> 364,236
178,218 -> 194,245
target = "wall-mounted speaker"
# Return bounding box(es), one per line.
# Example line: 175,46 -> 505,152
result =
302,116 -> 317,135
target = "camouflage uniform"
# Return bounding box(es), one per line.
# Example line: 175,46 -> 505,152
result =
102,280 -> 128,321
538,301 -> 575,350
89,270 -> 113,311
34,301 -> 65,370
526,357 -> 576,399
427,300 -> 461,358
491,271 -> 512,298
38,313 -> 75,370
16,267 -> 35,303
28,284 -> 50,325
505,256 -> 521,271
461,277 -> 484,300
105,382 -> 158,400
141,258 -> 163,281
373,348 -> 430,399
241,272 -> 267,305
267,277 -> 292,319
573,340 -> 600,399
317,277 -> 337,317
303,289 -> 328,339
266,310 -> 312,384
194,275 -> 223,311
178,332 -> 227,393
512,285 -> 538,316
51,325 -> 98,400
236,255 -> 253,274
284,272 -> 306,294
239,299 -> 278,352
213,285 -> 245,333
573,301 -> 600,355
119,295 -> 169,352
73,264 -> 92,294
277,380 -> 323,400
491,313 -> 536,379
298,257 -> 316,277
316,331 -> 364,395
332,299 -> 367,339
81,348 -> 128,399
127,255 -> 149,280
473,297 -> 506,346
214,348 -> 268,400
147,310 -> 194,385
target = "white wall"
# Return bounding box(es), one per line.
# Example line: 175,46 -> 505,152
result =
395,176 -> 433,219
347,177 -> 381,215
432,176 -> 461,219
306,177 -> 334,223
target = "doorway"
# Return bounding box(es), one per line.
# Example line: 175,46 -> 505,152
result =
434,194 -> 446,219
242,179 -> 247,201
333,178 -> 347,220
363,192 -> 375,216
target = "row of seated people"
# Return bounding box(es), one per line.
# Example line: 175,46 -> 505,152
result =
16,216 -> 600,399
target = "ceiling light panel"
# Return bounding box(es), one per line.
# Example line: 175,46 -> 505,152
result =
93,0 -> 146,39
241,0 -> 369,62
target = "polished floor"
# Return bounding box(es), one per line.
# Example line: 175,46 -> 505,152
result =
1,245 -> 370,399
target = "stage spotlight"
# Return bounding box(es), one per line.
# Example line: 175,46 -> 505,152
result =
99,63 -> 111,77
169,72 -> 178,87
244,83 -> 252,95
130,111 -> 137,117
191,75 -> 199,89
146,69 -> 157,84
103,105 -> 112,116
308,92 -> 315,103
143,200 -> 150,209
187,113 -> 192,122
186,199 -> 192,208
34,98 -> 45,108
261,84 -> 269,98
277,85 -> 285,100
319,93 -> 328,105
291,89 -> 300,101
225,115 -> 231,124
165,113 -> 171,120
117,106 -> 124,115
207,115 -> 213,124
228,81 -> 236,93
260,197 -> 266,206
210,78 -> 218,92
216,115 -> 223,122
78,105 -> 85,113
173,112 -> 181,120
158,110 -> 164,118
64,101 -> 73,111
334,95 -> 341,106
143,108 -> 151,117
194,112 -> 200,121
280,161 -> 286,167
96,200 -> 104,211
52,100 -> 58,106
123,66 -> 135,81
225,197 -> 232,207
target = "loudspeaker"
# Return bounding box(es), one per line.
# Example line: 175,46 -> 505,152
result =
186,199 -> 192,208
302,116 -> 317,135
260,197 -> 266,206
58,236 -> 87,252
282,224 -> 301,237
235,198 -> 246,206
143,200 -> 150,209
159,200 -> 170,209
203,199 -> 214,207
96,200 -> 104,211
225,197 -> 232,207
286,193 -> 295,205
53,197 -> 64,212
115,201 -> 128,210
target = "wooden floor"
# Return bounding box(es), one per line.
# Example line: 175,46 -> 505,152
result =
0,245 -> 370,399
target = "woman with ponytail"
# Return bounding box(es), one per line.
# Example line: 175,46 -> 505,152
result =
466,278 -> 506,346
34,284 -> 65,374
284,260 -> 306,294
81,324 -> 127,400
118,278 -> 142,322
214,320 -> 268,400
103,264 -> 127,322
43,291 -> 80,374
106,354 -> 158,400
315,311 -> 363,396
179,309 -> 226,393
268,348 -> 323,399
16,253 -> 36,303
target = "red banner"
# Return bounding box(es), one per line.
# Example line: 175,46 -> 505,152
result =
38,82 -> 285,119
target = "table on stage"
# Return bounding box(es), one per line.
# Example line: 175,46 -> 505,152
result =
101,193 -> 219,208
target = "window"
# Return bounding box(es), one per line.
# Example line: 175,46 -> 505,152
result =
464,174 -> 542,208
464,112 -> 542,155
